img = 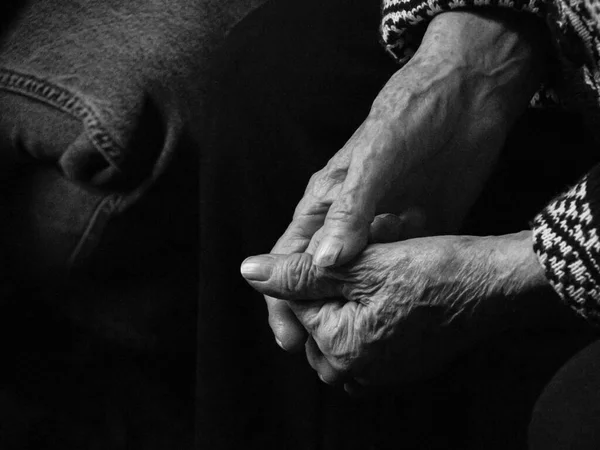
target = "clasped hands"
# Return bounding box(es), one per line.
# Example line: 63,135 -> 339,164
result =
241,11 -> 549,389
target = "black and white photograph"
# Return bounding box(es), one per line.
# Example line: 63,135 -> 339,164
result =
1,0 -> 600,448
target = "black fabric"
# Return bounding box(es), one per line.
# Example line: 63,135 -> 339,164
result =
530,339 -> 600,449
0,148 -> 198,450
201,0 -> 600,448
0,1 -> 199,448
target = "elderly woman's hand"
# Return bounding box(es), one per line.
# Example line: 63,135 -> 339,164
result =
262,10 -> 549,352
243,231 -> 550,387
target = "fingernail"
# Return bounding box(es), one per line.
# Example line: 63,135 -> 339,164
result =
318,373 -> 331,385
275,338 -> 285,350
313,238 -> 342,268
241,255 -> 274,281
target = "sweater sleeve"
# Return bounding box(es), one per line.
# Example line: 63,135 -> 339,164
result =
380,0 -> 598,64
381,0 -> 546,64
532,164 -> 600,323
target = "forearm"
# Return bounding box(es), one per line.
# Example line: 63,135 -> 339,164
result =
452,231 -> 559,335
485,230 -> 551,298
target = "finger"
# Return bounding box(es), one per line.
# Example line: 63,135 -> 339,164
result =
266,297 -> 307,352
306,211 -> 411,256
271,211 -> 324,255
265,228 -> 315,354
241,253 -> 342,301
343,380 -> 366,397
368,213 -> 405,244
265,200 -> 328,352
271,174 -> 336,266
264,182 -> 338,351
353,376 -> 371,386
312,120 -> 400,267
306,336 -> 344,385
278,167 -> 344,254
305,226 -> 325,256
309,209 -> 404,267
263,156 -> 351,350
311,192 -> 371,268
242,253 -> 349,347
369,209 -> 427,243
274,178 -> 343,255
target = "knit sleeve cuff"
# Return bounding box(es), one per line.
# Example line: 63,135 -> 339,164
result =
380,0 -> 548,64
532,165 -> 600,324
380,0 -> 558,107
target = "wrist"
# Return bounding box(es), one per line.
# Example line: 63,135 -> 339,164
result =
420,11 -> 546,123
440,232 -> 552,341
473,231 -> 559,330
485,231 -> 550,298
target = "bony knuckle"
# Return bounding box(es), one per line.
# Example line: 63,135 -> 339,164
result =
332,358 -> 354,375
330,208 -> 354,221
329,207 -> 367,229
327,167 -> 347,182
327,351 -> 355,376
316,333 -> 356,375
278,253 -> 315,299
306,170 -> 326,194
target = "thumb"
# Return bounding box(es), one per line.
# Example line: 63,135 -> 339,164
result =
240,253 -> 342,301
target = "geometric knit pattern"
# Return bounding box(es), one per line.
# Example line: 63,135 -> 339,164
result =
532,175 -> 600,323
381,0 -> 546,64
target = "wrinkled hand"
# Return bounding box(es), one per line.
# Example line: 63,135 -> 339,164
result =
263,11 -> 547,351
244,231 -> 547,387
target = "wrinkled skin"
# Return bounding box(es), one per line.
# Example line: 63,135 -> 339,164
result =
263,10 -> 549,352
244,231 -> 548,387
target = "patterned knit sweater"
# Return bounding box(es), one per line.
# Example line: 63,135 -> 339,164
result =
381,0 -> 600,323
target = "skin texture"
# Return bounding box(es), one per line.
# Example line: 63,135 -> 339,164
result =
242,230 -> 552,387
263,10 -> 549,352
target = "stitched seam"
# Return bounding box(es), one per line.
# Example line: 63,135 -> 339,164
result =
0,68 -> 123,171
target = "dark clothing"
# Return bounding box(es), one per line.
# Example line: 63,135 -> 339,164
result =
530,339 -> 600,449
0,1 -> 199,448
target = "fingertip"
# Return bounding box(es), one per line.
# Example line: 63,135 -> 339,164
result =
269,307 -> 307,352
343,380 -> 368,397
313,237 -> 343,268
240,255 -> 275,282
276,331 -> 307,353
369,213 -> 404,243
314,216 -> 371,267
319,373 -> 333,386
